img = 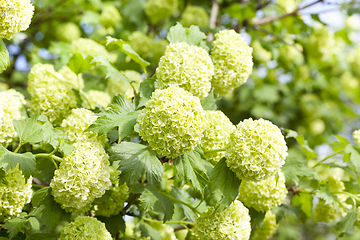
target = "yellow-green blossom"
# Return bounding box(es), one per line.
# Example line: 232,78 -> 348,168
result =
137,86 -> 206,158
211,29 -> 253,96
85,90 -> 111,109
239,171 -> 288,212
193,200 -> 251,240
0,89 -> 25,146
180,6 -> 209,28
27,64 -> 77,125
100,5 -> 121,28
59,216 -> 112,240
51,141 -> 111,213
144,0 -> 178,24
129,31 -> 152,59
251,211 -> 278,240
202,110 -> 235,164
55,22 -> 81,43
0,0 -> 34,40
226,118 -> 288,181
70,38 -> 116,62
93,166 -> 129,217
0,165 -> 32,218
353,129 -> 360,145
155,42 -> 214,99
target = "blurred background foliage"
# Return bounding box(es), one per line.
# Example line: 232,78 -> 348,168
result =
2,0 -> 360,239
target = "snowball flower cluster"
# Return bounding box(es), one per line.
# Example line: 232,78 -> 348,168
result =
0,165 -> 32,218
55,22 -> 81,43
353,129 -> 360,145
239,171 -> 288,212
27,64 -> 77,125
107,70 -> 143,100
99,5 -> 121,28
137,86 -> 206,158
180,6 -> 209,28
59,216 -> 112,240
155,42 -> 214,99
211,29 -> 253,96
305,24 -> 336,61
251,211 -> 278,240
61,108 -> 99,143
225,118 -> 288,181
148,39 -> 168,64
0,89 -> 25,146
93,166 -> 129,217
144,0 -> 178,24
50,141 -> 111,213
0,0 -> 34,40
193,200 -> 251,240
251,40 -> 272,63
201,110 -> 235,164
58,65 -> 85,90
129,31 -> 152,59
70,38 -> 115,62
85,90 -> 111,109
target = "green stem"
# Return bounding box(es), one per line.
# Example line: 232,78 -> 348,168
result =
142,217 -> 195,226
35,153 -> 62,169
32,184 -> 46,189
165,194 -> 200,215
311,150 -> 344,168
143,67 -> 148,79
13,143 -> 23,153
333,191 -> 360,202
203,148 -> 226,154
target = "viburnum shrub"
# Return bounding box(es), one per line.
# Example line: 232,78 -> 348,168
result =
1,1 -> 360,239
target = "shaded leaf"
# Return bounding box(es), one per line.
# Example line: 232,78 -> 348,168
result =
25,233 -> 57,240
167,23 -> 207,48
138,78 -> 155,108
13,114 -> 43,145
67,53 -> 94,74
4,217 -> 29,239
108,142 -> 163,185
0,40 -> 10,74
291,193 -> 313,218
96,215 -> 125,237
92,55 -> 132,83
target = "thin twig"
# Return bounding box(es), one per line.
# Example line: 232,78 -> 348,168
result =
253,0 -> 323,26
207,0 -> 220,41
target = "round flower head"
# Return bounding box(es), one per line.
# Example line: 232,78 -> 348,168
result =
202,110 -> 235,164
0,0 -> 34,40
155,42 -> 214,99
137,86 -> 206,158
107,70 -> 143,100
0,82 -> 9,91
251,40 -> 272,63
61,108 -> 99,143
129,31 -> 152,59
239,171 -> 288,212
251,211 -> 278,240
180,6 -> 209,28
93,166 -> 129,217
353,129 -> 360,145
50,141 -> 111,213
211,29 -> 253,96
55,22 -> 81,43
85,90 -> 111,109
226,118 -> 288,181
0,89 -> 25,146
70,38 -> 115,62
27,64 -> 77,125
193,200 -> 251,240
0,165 -> 32,218
59,216 -> 112,240
144,0 -> 178,24
58,65 -> 85,90
99,5 -> 121,28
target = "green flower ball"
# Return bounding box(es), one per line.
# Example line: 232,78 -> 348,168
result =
0,165 -> 32,218
129,31 -> 152,59
55,22 -> 81,43
211,29 -> 253,96
27,64 -> 77,125
155,42 -> 214,99
93,166 -> 129,217
50,141 -> 111,213
60,108 -> 99,143
239,171 -> 288,212
193,200 -> 251,240
99,5 -> 121,29
353,129 -> 360,145
70,38 -> 115,62
85,90 -> 111,109
59,216 -> 112,240
137,86 -> 206,158
148,39 -> 168,65
0,0 -> 34,40
225,118 -> 288,181
0,89 -> 25,147
201,110 -> 235,164
107,70 -> 143,100
180,6 -> 209,28
251,211 -> 278,240
144,0 -> 178,24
